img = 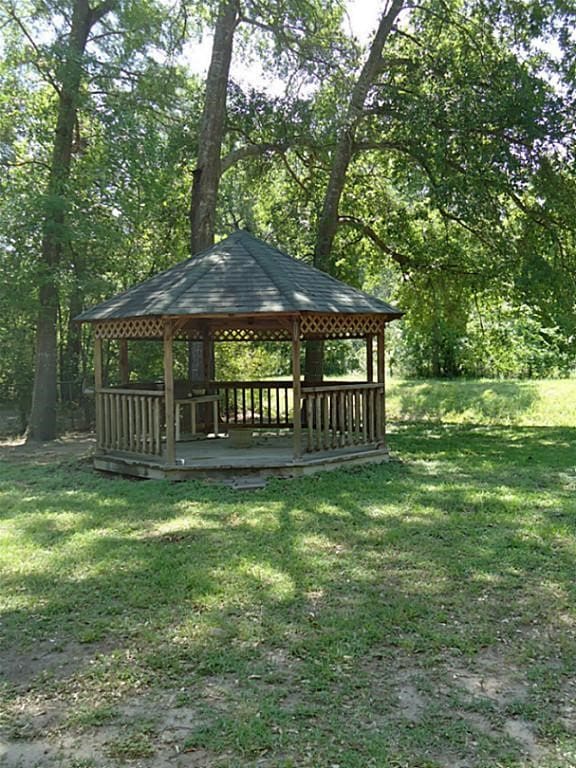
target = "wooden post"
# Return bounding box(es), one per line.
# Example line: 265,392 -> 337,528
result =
292,318 -> 302,460
163,320 -> 176,465
119,339 -> 130,386
376,324 -> 386,445
366,334 -> 374,382
94,336 -> 103,450
202,331 -> 212,388
200,329 -> 213,434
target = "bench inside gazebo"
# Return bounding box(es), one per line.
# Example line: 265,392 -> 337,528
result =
77,231 -> 403,481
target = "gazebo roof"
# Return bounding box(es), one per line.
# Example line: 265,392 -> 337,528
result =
77,231 -> 402,322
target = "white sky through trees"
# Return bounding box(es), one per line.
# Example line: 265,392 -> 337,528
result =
182,1 -> 383,95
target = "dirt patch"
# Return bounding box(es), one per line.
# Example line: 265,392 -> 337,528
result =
395,673 -> 427,722
0,638 -> 116,689
0,688 -> 221,767
504,718 -> 542,760
0,433 -> 95,466
449,647 -> 529,706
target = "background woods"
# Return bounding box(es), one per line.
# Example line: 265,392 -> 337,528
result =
0,0 -> 575,436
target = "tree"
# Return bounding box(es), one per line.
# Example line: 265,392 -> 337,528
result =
305,0 -> 404,381
5,0 -> 115,440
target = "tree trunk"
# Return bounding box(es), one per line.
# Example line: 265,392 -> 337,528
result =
27,0 -> 114,440
305,0 -> 404,382
189,0 -> 238,255
188,0 -> 238,390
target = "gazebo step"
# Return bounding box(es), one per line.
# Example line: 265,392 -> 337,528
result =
226,475 -> 267,490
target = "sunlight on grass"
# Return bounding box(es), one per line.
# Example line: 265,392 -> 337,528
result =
388,377 -> 576,426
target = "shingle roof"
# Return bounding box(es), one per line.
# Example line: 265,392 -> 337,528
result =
77,231 -> 403,321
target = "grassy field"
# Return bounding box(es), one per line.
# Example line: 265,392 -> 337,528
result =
387,377 -> 576,427
0,379 -> 575,767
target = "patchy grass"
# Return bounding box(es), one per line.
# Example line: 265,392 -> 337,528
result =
0,382 -> 575,767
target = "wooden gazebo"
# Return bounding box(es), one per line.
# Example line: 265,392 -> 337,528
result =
77,231 -> 403,481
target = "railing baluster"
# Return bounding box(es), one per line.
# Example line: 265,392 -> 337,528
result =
140,396 -> 147,453
338,392 -> 345,447
314,394 -> 322,451
147,397 -> 153,453
369,389 -> 375,442
375,386 -> 383,443
322,394 -> 330,450
305,395 -> 313,452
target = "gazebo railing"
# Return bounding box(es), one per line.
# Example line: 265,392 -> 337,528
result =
94,381 -> 385,460
97,388 -> 164,456
214,381 -> 293,429
301,383 -> 384,453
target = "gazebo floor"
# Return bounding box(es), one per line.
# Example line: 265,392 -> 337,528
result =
93,432 -> 390,484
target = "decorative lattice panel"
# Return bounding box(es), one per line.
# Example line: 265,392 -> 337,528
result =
212,327 -> 292,342
300,314 -> 385,339
94,317 -> 165,339
176,327 -> 202,341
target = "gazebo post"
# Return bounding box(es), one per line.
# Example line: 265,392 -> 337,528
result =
119,339 -> 130,386
94,336 -> 103,449
292,318 -> 302,460
376,325 -> 386,445
366,334 -> 374,382
163,320 -> 176,465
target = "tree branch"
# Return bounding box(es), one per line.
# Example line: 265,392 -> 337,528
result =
5,5 -> 61,95
221,142 -> 287,173
337,215 -> 412,270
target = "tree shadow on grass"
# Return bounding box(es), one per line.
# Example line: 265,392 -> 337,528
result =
1,423 -> 575,766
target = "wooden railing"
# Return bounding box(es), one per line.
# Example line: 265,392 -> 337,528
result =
214,381 -> 293,429
97,388 -> 164,456
95,381 -> 384,459
301,383 -> 384,453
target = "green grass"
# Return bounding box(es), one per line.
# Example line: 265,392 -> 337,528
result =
0,379 -> 575,767
387,377 -> 576,426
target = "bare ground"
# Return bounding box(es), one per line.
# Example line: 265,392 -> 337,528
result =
0,433 -> 96,466
1,634 -> 573,767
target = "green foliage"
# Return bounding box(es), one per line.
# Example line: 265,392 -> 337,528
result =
1,0 -> 576,421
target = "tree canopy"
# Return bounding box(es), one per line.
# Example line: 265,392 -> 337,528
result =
1,0 -> 575,433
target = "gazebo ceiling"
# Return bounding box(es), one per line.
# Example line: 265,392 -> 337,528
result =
77,230 -> 403,323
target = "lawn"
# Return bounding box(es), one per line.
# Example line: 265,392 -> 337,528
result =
0,379 -> 575,768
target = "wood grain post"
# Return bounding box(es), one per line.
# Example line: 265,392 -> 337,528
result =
292,318 -> 302,460
94,336 -> 103,449
119,339 -> 130,386
376,324 -> 386,445
366,334 -> 374,382
163,320 -> 176,465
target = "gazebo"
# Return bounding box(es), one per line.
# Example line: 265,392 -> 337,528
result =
77,231 -> 403,481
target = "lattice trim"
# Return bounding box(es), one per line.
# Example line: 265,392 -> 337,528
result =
212,327 -> 291,342
94,317 -> 164,339
94,313 -> 386,341
300,313 -> 385,339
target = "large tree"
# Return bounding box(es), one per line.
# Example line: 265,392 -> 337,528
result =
18,0 -> 116,440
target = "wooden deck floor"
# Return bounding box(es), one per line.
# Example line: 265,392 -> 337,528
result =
93,432 -> 390,483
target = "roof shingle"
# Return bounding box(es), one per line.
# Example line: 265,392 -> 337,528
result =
76,231 -> 403,321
